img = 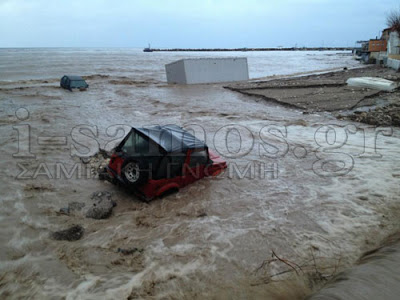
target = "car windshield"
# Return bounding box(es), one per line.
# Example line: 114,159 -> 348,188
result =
70,80 -> 87,88
121,131 -> 155,155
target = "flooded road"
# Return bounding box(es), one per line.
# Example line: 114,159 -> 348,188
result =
0,49 -> 399,299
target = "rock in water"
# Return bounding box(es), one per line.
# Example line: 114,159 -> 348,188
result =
51,225 -> 84,241
117,247 -> 144,255
85,191 -> 116,219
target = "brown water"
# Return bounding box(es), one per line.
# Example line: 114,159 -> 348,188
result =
0,48 -> 399,299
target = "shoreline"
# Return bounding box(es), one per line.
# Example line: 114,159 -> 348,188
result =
249,65 -> 368,82
145,47 -> 354,52
225,65 -> 400,116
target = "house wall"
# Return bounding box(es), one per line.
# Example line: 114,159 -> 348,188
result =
388,32 -> 400,55
369,52 -> 380,59
370,51 -> 387,65
368,39 -> 387,52
382,29 -> 391,41
165,58 -> 249,84
387,32 -> 400,71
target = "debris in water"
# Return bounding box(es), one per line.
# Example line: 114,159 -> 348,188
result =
197,212 -> 208,218
79,148 -> 111,177
58,207 -> 69,215
24,183 -> 54,192
58,202 -> 86,216
51,225 -> 84,241
337,103 -> 400,126
117,247 -> 144,255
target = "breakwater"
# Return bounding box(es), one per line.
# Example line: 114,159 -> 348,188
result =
146,47 -> 353,52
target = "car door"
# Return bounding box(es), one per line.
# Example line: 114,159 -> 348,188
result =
182,149 -> 208,186
168,152 -> 186,182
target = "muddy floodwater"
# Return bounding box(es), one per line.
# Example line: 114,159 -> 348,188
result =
0,48 -> 399,299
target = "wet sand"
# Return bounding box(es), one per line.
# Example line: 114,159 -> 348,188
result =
226,66 -> 400,113
1,62 -> 400,298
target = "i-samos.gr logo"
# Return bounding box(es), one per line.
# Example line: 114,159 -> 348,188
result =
12,107 -> 393,180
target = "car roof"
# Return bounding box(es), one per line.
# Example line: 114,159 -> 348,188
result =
65,75 -> 85,80
134,124 -> 207,153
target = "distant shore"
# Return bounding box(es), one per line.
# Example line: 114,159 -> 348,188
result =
146,47 -> 354,52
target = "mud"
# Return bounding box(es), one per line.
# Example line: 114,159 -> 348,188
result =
226,66 -> 400,112
338,102 -> 400,127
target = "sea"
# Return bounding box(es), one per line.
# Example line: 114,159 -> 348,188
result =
0,48 -> 359,82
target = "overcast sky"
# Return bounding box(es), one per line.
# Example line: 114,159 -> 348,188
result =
0,0 -> 398,48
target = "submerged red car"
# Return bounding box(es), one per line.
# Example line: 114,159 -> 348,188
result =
103,125 -> 227,201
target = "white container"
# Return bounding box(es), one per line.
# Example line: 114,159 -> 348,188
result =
346,77 -> 398,92
165,58 -> 249,84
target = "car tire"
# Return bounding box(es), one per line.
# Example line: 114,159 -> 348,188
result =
121,160 -> 148,187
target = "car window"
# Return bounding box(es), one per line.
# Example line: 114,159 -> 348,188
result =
121,131 -> 151,155
70,80 -> 87,88
121,133 -> 134,153
134,132 -> 150,153
189,149 -> 208,168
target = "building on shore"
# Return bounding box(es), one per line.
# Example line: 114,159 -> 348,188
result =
368,39 -> 387,64
387,30 -> 400,70
382,27 -> 392,40
357,26 -> 400,70
353,40 -> 369,61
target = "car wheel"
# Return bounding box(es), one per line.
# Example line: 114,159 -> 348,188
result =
121,159 -> 149,187
123,161 -> 140,184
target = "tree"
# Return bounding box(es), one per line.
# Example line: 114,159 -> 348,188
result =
387,8 -> 400,34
